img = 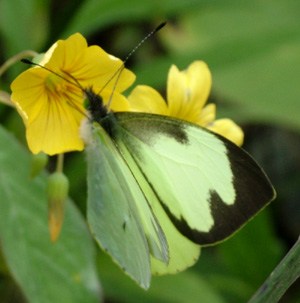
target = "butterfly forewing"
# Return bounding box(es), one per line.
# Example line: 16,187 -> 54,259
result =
108,112 -> 276,246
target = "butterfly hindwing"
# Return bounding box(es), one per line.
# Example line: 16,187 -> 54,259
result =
85,121 -> 168,289
105,112 -> 275,246
113,131 -> 200,275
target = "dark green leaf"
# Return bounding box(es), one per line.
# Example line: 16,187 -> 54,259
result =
97,252 -> 226,303
0,126 -> 101,303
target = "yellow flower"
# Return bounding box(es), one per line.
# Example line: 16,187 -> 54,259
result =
128,61 -> 244,146
11,33 -> 135,155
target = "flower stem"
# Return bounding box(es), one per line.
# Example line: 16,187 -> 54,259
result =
248,236 -> 300,303
0,91 -> 14,107
0,50 -> 39,77
56,154 -> 64,173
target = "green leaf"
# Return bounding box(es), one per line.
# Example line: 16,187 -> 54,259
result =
248,236 -> 300,303
217,209 -> 284,290
61,0 -> 207,38
0,125 -> 101,303
97,252 -> 226,303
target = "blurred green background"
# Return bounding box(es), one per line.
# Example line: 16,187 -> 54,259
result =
0,0 -> 300,302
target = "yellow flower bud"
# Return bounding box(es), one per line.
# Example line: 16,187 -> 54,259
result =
30,152 -> 48,178
47,172 -> 69,242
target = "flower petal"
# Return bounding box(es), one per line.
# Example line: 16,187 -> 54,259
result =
128,85 -> 168,114
45,34 -> 135,93
207,118 -> 244,146
167,65 -> 187,118
78,51 -> 135,92
99,88 -> 130,112
196,103 -> 216,126
42,33 -> 88,69
166,61 -> 212,123
26,95 -> 84,155
11,68 -> 49,124
186,61 -> 212,111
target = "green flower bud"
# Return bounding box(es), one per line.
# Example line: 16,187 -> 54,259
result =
30,152 -> 49,179
47,172 -> 69,242
30,152 -> 48,178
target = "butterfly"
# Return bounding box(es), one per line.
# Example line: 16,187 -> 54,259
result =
80,86 -> 276,289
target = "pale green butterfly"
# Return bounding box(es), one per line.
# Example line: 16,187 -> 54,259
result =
22,25 -> 276,288
80,85 -> 275,289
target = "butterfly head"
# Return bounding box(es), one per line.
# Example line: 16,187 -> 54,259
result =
83,87 -> 108,123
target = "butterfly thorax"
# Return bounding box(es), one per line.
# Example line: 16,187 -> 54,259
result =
84,87 -> 108,123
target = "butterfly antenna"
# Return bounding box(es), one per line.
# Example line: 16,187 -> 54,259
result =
103,22 -> 167,109
21,59 -> 85,90
123,22 -> 166,67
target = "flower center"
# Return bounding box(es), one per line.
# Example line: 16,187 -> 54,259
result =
45,73 -> 68,95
